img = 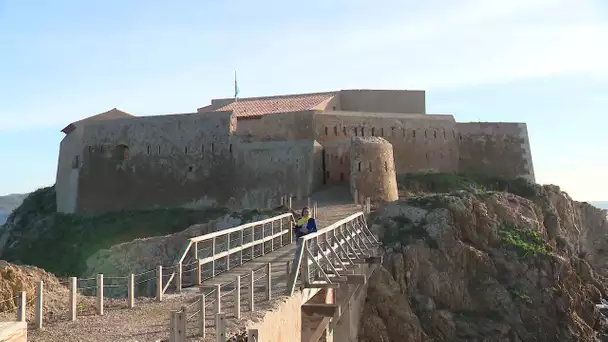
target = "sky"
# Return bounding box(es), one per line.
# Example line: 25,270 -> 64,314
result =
0,0 -> 607,201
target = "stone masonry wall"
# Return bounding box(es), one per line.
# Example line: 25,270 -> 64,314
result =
456,122 -> 536,182
315,111 -> 460,175
236,110 -> 315,142
349,137 -> 398,205
323,139 -> 351,184
76,111 -> 236,212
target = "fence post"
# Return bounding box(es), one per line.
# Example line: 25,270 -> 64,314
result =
127,273 -> 135,308
235,275 -> 241,319
249,270 -> 255,311
198,292 -> 206,338
17,291 -> 26,322
215,284 -> 221,314
69,277 -> 77,321
35,280 -> 43,329
215,313 -> 226,342
156,265 -> 163,302
365,197 -> 371,214
96,274 -> 104,315
169,310 -> 177,342
288,195 -> 292,209
176,262 -> 182,293
314,202 -> 318,218
248,329 -> 259,341
265,263 -> 272,301
177,305 -> 187,342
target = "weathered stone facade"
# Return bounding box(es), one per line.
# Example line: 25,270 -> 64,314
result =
55,89 -> 535,213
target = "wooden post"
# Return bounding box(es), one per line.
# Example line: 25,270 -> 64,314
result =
156,265 -> 163,302
288,195 -> 292,209
35,280 -> 43,329
314,202 -> 318,218
194,242 -> 202,286
270,221 -> 275,251
128,273 -> 135,308
69,277 -> 77,321
215,313 -> 226,342
215,284 -> 221,314
249,270 -> 255,311
169,310 -> 177,342
248,329 -> 259,341
96,274 -> 104,315
235,275 -> 241,319
211,238 -> 216,278
239,230 -> 244,265
265,263 -> 272,300
176,262 -> 182,293
289,219 -> 294,245
198,292 -> 206,338
17,291 -> 26,322
177,305 -> 187,342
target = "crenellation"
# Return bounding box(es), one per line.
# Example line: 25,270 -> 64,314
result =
55,88 -> 535,213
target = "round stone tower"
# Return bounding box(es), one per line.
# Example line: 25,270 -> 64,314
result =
349,136 -> 398,205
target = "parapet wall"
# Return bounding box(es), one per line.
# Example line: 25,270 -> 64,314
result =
456,122 -> 535,182
316,111 -> 459,175
349,137 -> 398,204
73,111 -> 236,212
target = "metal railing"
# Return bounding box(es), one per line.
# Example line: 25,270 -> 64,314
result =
285,211 -> 379,296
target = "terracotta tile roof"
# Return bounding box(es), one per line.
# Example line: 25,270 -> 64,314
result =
211,92 -> 336,118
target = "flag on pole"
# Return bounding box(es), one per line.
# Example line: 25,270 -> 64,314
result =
234,71 -> 239,100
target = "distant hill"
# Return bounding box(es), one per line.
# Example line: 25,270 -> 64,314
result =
0,193 -> 28,224
590,201 -> 608,209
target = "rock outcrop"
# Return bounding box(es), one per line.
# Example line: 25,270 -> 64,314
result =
360,186 -> 608,341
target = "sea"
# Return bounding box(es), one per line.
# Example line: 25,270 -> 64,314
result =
590,201 -> 608,210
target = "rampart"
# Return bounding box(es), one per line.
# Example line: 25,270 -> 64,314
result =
456,122 -> 535,182
349,137 -> 398,204
315,111 -> 460,175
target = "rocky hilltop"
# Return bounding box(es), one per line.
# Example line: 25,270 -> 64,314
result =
359,174 -> 608,341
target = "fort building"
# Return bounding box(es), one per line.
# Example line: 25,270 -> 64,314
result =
55,89 -> 535,214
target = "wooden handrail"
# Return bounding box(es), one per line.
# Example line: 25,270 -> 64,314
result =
189,212 -> 295,243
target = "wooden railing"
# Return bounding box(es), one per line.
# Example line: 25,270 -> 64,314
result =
169,213 -> 296,294
285,211 -> 380,296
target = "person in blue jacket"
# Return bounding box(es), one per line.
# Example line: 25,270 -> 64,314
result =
292,207 -> 317,267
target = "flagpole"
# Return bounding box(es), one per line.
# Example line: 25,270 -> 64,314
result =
234,71 -> 238,102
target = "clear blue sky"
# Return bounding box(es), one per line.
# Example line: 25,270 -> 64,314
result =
1,0 -> 607,200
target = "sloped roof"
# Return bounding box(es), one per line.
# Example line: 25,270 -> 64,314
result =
207,92 -> 337,118
61,108 -> 133,134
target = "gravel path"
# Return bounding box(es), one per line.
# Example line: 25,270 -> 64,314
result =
26,186 -> 360,341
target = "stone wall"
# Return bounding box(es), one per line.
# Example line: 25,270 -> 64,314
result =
231,140 -> 321,208
339,89 -> 426,114
456,122 -> 536,182
323,140 -> 351,184
56,127 -> 84,213
236,110 -> 315,142
315,111 -> 460,175
75,111 -> 236,212
349,137 -> 398,205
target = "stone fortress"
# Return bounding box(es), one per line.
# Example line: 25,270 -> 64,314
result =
55,89 -> 535,214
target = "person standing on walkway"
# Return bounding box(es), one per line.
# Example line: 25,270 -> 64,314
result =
292,207 -> 317,267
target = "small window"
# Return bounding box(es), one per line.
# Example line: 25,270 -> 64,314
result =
158,146 -> 161,154
185,146 -> 188,154
147,146 -> 150,155
433,130 -> 437,139
361,127 -> 365,136
334,126 -> 338,136
371,128 -> 375,136
413,130 -> 416,138
211,143 -> 215,152
343,127 -> 347,135
72,155 -> 80,169
354,127 -> 358,136
340,172 -> 344,181
229,144 -> 233,153
425,130 -> 428,138
88,146 -> 92,153
339,156 -> 343,165
368,162 -> 372,171
325,127 -> 328,135
332,106 -> 336,110
188,166 -> 194,172
384,161 -> 388,172
381,127 -> 385,136
201,144 -> 205,153
443,130 -> 446,139
358,162 -> 361,172
459,134 -> 463,141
